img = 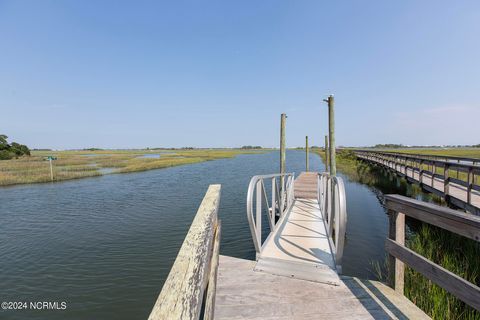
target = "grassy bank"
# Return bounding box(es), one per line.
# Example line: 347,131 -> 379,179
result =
0,149 -> 262,186
380,148 -> 480,158
316,148 -> 480,319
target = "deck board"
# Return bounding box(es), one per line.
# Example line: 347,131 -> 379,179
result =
215,255 -> 430,319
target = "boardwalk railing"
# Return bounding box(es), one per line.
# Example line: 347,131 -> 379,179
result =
385,194 -> 480,311
355,150 -> 480,214
356,149 -> 480,166
318,173 -> 347,273
247,173 -> 295,254
148,184 -> 222,320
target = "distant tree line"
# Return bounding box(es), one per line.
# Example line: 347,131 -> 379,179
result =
0,135 -> 31,160
241,145 -> 262,149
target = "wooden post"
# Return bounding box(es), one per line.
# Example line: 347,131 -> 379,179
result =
325,135 -> 329,172
419,160 -> 423,184
49,158 -> 54,181
388,210 -> 405,294
467,168 -> 473,204
305,136 -> 309,172
280,113 -> 286,190
326,95 -> 336,176
444,164 -> 450,198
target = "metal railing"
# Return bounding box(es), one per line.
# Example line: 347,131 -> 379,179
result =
246,173 -> 295,254
318,173 -> 347,273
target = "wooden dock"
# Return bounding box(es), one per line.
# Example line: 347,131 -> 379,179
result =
355,150 -> 480,215
148,172 -> 480,319
215,255 -> 429,320
214,172 -> 429,319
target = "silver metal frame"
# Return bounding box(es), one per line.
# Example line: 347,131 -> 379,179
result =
318,173 -> 347,273
246,173 -> 295,253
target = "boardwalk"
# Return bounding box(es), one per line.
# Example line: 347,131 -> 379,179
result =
214,172 -> 429,319
355,151 -> 480,215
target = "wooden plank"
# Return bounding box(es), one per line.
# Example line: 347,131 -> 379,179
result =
385,239 -> 480,311
216,255 -> 430,319
385,195 -> 480,242
204,221 -> 222,320
148,184 -> 221,320
294,172 -> 318,199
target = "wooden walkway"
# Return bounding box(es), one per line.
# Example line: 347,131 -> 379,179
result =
356,151 -> 480,215
215,172 -> 430,319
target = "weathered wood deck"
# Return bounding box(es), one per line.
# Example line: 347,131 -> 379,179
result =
215,173 -> 430,319
215,255 -> 429,320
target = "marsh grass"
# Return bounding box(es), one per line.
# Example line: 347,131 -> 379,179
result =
404,224 -> 480,320
0,149 -> 261,186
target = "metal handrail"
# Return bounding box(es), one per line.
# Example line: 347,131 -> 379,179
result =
247,173 -> 295,254
317,173 -> 347,273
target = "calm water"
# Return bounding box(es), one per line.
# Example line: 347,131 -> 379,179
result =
0,150 -> 432,319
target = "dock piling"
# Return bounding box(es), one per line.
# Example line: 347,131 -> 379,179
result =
326,95 -> 336,176
305,136 -> 309,172
280,113 -> 286,189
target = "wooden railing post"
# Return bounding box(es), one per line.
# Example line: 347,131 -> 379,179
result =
419,160 -> 423,183
432,163 -> 436,187
388,210 -> 405,294
468,168 -> 473,204
444,164 -> 450,198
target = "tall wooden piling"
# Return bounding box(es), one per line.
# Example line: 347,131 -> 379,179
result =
327,95 -> 336,176
280,113 -> 286,189
305,136 -> 309,172
324,135 -> 329,172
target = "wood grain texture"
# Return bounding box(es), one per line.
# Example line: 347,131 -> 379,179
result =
386,239 -> 480,311
204,221 -> 221,320
216,255 -> 430,319
148,184 -> 221,320
294,172 -> 318,199
385,194 -> 480,242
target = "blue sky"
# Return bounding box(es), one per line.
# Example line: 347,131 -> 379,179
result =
1,1 -> 479,149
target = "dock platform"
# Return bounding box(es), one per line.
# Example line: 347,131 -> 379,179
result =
215,255 -> 429,320
214,172 -> 430,319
